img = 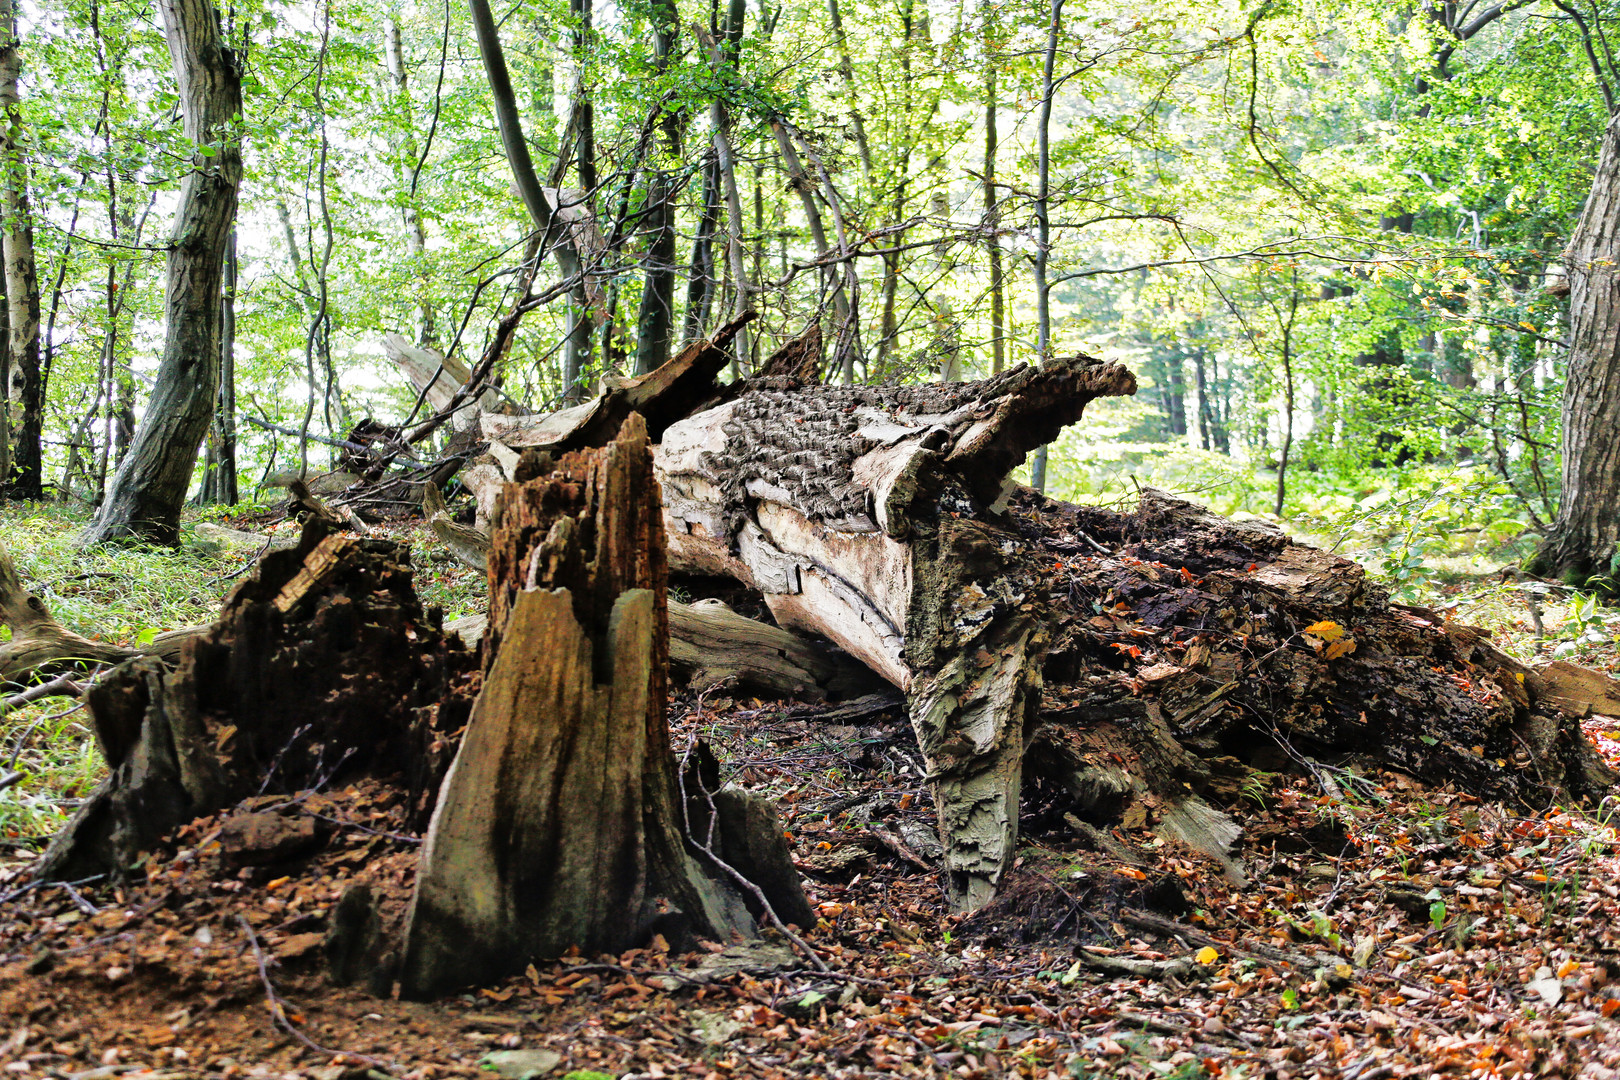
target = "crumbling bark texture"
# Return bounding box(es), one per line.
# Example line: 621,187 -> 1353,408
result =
1022,490 -> 1615,828
38,520 -> 476,883
656,355 -> 1140,909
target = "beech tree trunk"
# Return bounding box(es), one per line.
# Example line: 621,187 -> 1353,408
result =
0,0 -> 41,501
82,0 -> 242,545
632,0 -> 681,376
1530,111 -> 1620,593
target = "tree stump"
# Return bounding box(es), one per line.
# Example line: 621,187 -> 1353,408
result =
37,519 -> 476,882
397,415 -> 807,998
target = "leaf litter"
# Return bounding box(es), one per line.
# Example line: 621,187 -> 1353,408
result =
3,689 -> 1620,1079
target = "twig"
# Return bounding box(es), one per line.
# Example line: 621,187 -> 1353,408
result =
677,730 -> 829,972
2,673 -> 87,711
0,873 -> 108,907
237,914 -> 394,1073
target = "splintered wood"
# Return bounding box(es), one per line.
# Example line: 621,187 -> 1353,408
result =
272,534 -> 358,613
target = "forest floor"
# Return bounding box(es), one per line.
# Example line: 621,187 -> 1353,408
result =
3,504 -> 1620,1080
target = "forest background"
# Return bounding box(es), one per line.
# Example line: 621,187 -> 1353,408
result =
0,0 -> 1610,615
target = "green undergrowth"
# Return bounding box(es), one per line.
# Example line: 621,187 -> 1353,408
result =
0,501 -> 486,842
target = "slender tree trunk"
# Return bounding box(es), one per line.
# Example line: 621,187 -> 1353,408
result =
703,19 -> 752,373
825,0 -> 871,180
790,124 -> 858,378
383,13 -> 437,347
467,0 -> 580,287
206,226 -> 239,505
633,0 -> 681,375
771,120 -> 847,337
1530,111 -> 1620,592
682,155 -> 720,345
1273,276 -> 1298,518
0,0 -> 42,501
1027,0 -> 1063,493
561,0 -> 596,398
983,0 -> 1005,376
0,253 -> 9,490
304,0 -> 343,470
83,0 -> 242,545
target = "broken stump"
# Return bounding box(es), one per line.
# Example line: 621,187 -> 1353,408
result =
397,415 -> 806,997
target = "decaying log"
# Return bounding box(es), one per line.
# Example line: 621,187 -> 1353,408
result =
1021,490 -> 1615,826
38,520 -> 475,882
398,416 -> 807,997
654,356 -> 1139,908
381,334 -> 503,434
666,597 -> 880,700
386,332 -> 1616,912
1535,659 -> 1620,718
421,482 -> 491,571
388,315 -> 753,530
0,543 -> 140,680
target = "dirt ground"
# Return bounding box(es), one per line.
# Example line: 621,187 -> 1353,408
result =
5,691 -> 1620,1080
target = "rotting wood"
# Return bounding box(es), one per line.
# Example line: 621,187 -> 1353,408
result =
1535,659 -> 1620,718
652,355 -> 1139,909
397,415 -> 807,997
37,517 -> 476,884
386,315 -> 755,531
384,338 -> 1617,913
420,481 -> 491,571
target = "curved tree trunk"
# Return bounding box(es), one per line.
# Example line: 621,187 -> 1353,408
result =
1530,111 -> 1620,593
82,0 -> 242,545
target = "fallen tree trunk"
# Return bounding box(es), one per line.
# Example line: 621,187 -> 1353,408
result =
447,596 -> 880,701
389,334 -> 1616,912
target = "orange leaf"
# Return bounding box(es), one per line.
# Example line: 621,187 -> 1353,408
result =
1324,638 -> 1357,661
